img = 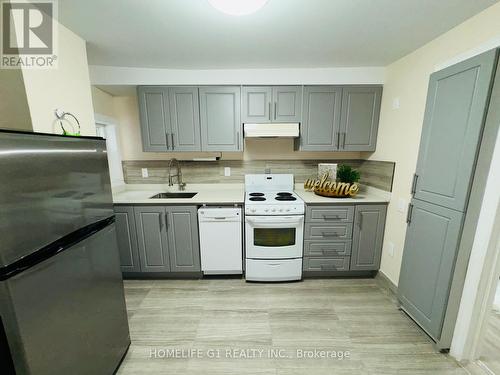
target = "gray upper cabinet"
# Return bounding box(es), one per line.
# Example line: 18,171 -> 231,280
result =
166,206 -> 201,272
350,204 -> 387,271
168,87 -> 201,151
413,50 -> 497,211
340,86 -> 382,152
242,86 -> 302,123
300,86 -> 342,151
272,86 -> 302,122
398,199 -> 463,340
138,86 -> 170,152
242,86 -> 272,123
114,206 -> 141,273
134,206 -> 170,272
199,86 -> 241,151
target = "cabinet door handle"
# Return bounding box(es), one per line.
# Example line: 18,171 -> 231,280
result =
406,203 -> 414,224
268,102 -> 271,120
357,213 -> 363,229
159,213 -> 163,230
336,132 -> 340,149
237,131 -> 240,150
171,133 -> 175,150
274,102 -> 277,120
342,132 -> 346,148
166,132 -> 170,149
165,212 -> 169,229
322,249 -> 337,255
411,173 -> 419,195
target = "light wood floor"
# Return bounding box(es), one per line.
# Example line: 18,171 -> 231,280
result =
117,278 -> 467,375
479,309 -> 500,374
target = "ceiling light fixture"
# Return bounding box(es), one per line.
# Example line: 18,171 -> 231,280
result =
208,0 -> 269,16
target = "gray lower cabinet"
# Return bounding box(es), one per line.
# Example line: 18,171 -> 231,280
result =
199,86 -> 241,151
242,86 -> 302,123
303,203 -> 387,275
134,206 -> 171,272
167,206 -> 201,272
350,204 -> 387,271
114,206 -> 141,273
398,199 -> 463,340
340,86 -> 382,152
114,205 -> 201,275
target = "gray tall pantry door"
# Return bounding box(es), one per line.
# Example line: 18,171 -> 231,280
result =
398,49 -> 498,341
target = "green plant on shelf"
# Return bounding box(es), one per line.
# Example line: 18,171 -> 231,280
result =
336,164 -> 361,184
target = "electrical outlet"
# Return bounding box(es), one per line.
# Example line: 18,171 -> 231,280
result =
224,167 -> 231,177
141,168 -> 148,178
387,242 -> 395,257
398,198 -> 406,213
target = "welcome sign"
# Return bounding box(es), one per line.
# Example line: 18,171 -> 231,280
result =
304,173 -> 360,198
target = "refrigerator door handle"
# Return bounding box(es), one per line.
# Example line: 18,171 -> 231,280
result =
406,203 -> 414,224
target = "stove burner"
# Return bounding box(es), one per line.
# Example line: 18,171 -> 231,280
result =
276,192 -> 293,197
275,196 -> 297,201
249,197 -> 266,201
249,192 -> 265,197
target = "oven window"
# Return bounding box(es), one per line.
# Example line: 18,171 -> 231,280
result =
254,228 -> 296,247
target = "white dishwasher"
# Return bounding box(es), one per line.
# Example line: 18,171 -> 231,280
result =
198,207 -> 242,275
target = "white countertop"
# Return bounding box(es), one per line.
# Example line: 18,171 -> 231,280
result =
112,183 -> 244,205
294,184 -> 391,204
112,183 -> 390,205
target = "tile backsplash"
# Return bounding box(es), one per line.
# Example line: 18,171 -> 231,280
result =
123,159 -> 395,192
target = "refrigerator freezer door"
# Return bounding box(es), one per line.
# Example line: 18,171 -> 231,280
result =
0,223 -> 130,375
398,198 -> 463,341
0,131 -> 114,267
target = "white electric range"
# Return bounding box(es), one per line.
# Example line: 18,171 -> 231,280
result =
244,174 -> 304,282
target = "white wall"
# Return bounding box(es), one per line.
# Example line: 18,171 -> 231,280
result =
367,2 -> 500,285
89,66 -> 385,86
21,23 -> 96,136
0,70 -> 32,131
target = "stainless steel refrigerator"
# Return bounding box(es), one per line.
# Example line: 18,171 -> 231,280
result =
398,49 -> 500,348
0,130 -> 130,374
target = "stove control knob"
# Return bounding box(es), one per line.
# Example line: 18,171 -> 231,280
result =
279,208 -> 283,212
285,208 -> 290,212
271,209 -> 276,212
264,208 -> 269,212
251,208 -> 256,213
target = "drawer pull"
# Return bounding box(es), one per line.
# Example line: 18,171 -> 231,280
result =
321,232 -> 339,237
322,249 -> 337,255
320,265 -> 337,270
323,215 -> 341,219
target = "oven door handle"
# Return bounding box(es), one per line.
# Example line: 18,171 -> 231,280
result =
245,216 -> 303,226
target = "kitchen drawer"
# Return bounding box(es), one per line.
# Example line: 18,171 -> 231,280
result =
304,240 -> 352,257
303,257 -> 350,272
306,206 -> 354,223
304,223 -> 353,240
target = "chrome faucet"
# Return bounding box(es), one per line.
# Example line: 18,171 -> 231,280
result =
168,158 -> 186,190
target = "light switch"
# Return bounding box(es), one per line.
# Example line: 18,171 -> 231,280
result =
141,168 -> 148,178
387,242 -> 395,257
392,97 -> 400,110
224,167 -> 231,177
397,198 -> 406,213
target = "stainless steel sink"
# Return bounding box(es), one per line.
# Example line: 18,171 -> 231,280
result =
150,192 -> 197,199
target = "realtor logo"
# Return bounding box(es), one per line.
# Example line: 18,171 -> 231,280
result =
1,0 -> 58,68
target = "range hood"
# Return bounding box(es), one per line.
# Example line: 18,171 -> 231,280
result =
244,123 -> 300,138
